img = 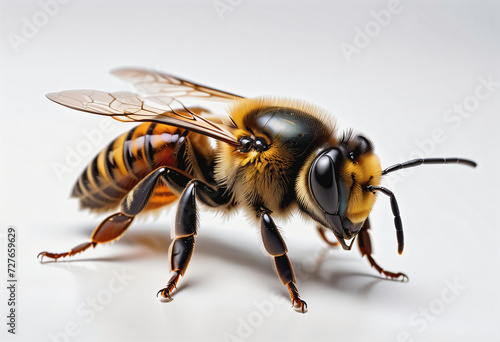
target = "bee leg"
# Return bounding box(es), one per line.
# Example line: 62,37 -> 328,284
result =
316,225 -> 340,247
39,166 -> 230,263
258,209 -> 307,313
157,171 -> 231,301
38,213 -> 134,261
38,166 -> 174,262
358,218 -> 408,282
156,181 -> 197,300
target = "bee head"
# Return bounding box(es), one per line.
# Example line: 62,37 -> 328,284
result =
308,133 -> 381,250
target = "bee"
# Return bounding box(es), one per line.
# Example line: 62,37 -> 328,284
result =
38,68 -> 476,313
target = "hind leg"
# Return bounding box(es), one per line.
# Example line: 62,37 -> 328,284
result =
38,166 -> 182,262
38,213 -> 134,261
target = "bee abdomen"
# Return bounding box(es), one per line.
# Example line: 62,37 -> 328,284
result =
72,123 -> 185,211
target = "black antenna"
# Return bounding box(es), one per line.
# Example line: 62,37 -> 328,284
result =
365,185 -> 404,255
382,158 -> 476,175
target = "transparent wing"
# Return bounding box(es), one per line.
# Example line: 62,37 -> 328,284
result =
46,90 -> 238,146
111,67 -> 245,101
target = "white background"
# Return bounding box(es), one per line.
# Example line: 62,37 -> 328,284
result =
1,1 -> 499,341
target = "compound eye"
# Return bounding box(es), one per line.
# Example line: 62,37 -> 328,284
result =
310,153 -> 339,215
351,135 -> 372,160
238,137 -> 253,153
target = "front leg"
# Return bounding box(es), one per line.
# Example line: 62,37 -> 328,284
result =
316,225 -> 340,247
258,208 -> 307,313
358,218 -> 408,282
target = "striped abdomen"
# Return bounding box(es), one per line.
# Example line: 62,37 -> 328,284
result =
72,122 -> 188,211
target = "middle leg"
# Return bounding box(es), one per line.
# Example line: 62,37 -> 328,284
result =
156,170 -> 232,300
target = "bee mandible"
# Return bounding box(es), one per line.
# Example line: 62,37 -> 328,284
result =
38,68 -> 476,313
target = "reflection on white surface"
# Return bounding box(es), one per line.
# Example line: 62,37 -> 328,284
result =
0,0 -> 499,341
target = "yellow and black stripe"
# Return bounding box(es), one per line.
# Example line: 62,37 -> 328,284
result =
72,123 -> 187,211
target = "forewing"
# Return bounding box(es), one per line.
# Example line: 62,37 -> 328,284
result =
46,90 -> 238,146
111,67 -> 244,101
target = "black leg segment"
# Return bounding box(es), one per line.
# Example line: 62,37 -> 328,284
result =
157,178 -> 231,301
175,181 -> 198,237
274,254 -> 296,285
258,208 -> 307,313
169,236 -> 195,275
260,212 -> 287,256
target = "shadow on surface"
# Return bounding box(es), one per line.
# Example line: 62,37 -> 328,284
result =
40,223 -> 407,298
